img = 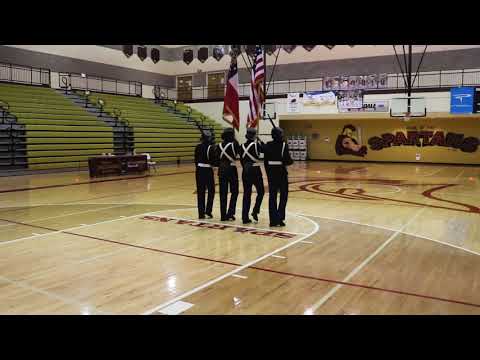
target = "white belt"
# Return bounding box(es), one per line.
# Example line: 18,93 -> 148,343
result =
268,161 -> 282,165
229,162 -> 236,166
197,163 -> 211,168
251,163 -> 260,167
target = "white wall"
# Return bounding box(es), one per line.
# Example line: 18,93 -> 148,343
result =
50,71 -> 60,89
9,45 -> 480,77
188,91 -> 453,141
5,45 -> 171,75
189,99 -> 280,142
142,84 -> 155,99
364,92 -> 451,113
166,45 -> 480,76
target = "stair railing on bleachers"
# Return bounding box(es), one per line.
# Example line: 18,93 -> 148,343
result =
84,90 -> 91,108
98,99 -> 105,117
112,107 -> 122,127
60,74 -> 73,95
10,123 -> 15,166
0,100 -> 18,125
0,100 -> 9,124
122,118 -> 130,155
153,85 -> 165,105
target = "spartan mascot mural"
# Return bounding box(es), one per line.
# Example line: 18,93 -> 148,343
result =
335,124 -> 368,157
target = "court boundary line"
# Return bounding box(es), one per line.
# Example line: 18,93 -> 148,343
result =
0,206 -> 196,246
454,169 -> 466,181
308,207 -> 427,312
296,213 -> 480,257
141,213 -> 320,315
3,207 -> 480,313
75,226 -> 203,265
246,264 -> 480,310
0,170 -> 195,194
0,204 -> 126,230
0,274 -> 110,315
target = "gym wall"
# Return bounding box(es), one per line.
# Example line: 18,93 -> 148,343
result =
0,45 -> 174,86
188,91 -> 452,142
281,114 -> 480,165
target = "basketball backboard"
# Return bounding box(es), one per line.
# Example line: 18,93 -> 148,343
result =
390,96 -> 427,119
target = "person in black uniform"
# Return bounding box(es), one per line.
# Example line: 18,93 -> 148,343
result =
194,130 -> 215,219
240,128 -> 265,224
264,127 -> 294,227
214,128 -> 241,221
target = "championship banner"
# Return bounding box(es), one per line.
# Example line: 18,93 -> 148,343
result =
366,74 -> 378,89
357,75 -> 367,89
324,77 -> 333,91
340,75 -> 349,90
337,90 -> 364,112
378,73 -> 388,88
287,93 -> 301,113
348,75 -> 357,89
303,91 -> 337,107
333,76 -> 341,90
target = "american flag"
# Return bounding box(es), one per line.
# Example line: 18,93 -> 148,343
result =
247,46 -> 265,128
222,56 -> 240,130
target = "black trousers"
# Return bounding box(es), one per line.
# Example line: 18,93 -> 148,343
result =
196,167 -> 215,217
266,167 -> 288,225
218,165 -> 239,219
242,166 -> 264,222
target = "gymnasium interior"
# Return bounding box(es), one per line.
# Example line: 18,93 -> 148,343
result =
0,44 -> 479,315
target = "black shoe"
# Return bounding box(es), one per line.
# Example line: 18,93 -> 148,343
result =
221,217 -> 228,221
278,221 -> 286,227
269,222 -> 279,227
243,219 -> 252,225
227,215 -> 235,221
199,215 -> 205,220
252,213 -> 258,222
205,213 -> 213,219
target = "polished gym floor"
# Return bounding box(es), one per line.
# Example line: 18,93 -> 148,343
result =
0,161 -> 479,315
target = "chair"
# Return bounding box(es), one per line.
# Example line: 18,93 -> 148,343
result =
143,153 -> 157,173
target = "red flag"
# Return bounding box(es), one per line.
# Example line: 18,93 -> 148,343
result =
247,46 -> 265,129
223,56 -> 240,130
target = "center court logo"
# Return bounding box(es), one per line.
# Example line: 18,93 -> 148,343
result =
141,215 -> 296,239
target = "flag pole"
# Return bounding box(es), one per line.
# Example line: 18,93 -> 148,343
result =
261,45 -> 266,134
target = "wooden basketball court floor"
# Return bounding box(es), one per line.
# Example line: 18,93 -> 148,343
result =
1,161 -> 479,315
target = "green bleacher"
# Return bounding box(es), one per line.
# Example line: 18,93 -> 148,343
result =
83,92 -> 224,163
0,82 -> 225,171
0,83 -> 114,170
163,99 -> 224,134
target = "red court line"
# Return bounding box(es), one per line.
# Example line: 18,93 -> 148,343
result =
0,170 -> 195,215
0,170 -> 195,194
1,216 -> 479,310
248,266 -> 480,309
0,217 -> 239,266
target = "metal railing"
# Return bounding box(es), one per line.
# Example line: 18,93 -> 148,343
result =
0,100 -> 18,124
59,72 -> 142,97
0,62 -> 50,87
155,68 -> 480,101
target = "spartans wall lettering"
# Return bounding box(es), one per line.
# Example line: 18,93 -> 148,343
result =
368,130 -> 480,153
